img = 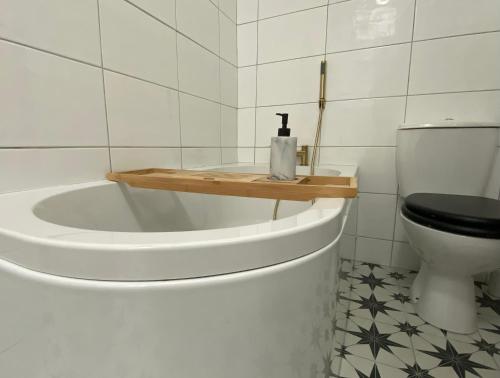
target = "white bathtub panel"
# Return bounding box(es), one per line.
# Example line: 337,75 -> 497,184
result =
0,241 -> 339,378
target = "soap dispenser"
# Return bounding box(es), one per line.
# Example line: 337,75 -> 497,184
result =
270,113 -> 297,180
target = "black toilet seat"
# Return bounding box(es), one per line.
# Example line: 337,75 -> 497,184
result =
401,193 -> 500,239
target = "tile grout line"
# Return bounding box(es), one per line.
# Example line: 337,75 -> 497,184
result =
238,28 -> 500,69
218,6 -> 223,165
252,0 -> 261,165
173,0 -> 184,169
237,89 -> 500,109
0,35 -> 239,110
236,2 -> 356,26
96,0 -> 113,172
392,0 -> 417,268
122,0 -> 238,69
235,0 -> 239,163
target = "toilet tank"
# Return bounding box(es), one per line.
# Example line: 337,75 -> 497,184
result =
396,121 -> 499,198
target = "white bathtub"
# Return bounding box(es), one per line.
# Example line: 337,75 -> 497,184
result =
0,164 -> 356,378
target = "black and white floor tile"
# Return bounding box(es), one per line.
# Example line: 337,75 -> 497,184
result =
331,261 -> 500,378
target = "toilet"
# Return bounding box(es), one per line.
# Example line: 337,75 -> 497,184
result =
396,121 -> 500,334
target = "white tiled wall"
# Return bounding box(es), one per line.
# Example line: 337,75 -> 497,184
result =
0,0 -> 238,193
237,0 -> 500,269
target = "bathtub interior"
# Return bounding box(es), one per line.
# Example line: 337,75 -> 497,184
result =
33,185 -> 311,232
32,166 -> 341,233
32,165 -> 340,233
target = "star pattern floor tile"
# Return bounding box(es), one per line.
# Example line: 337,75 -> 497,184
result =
330,261 -> 500,378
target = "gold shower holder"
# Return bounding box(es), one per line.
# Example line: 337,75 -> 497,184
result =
296,145 -> 309,166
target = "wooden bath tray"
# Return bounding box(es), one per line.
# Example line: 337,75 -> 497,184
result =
106,168 -> 357,201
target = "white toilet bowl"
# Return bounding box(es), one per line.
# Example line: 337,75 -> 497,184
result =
402,214 -> 500,334
395,121 -> 500,334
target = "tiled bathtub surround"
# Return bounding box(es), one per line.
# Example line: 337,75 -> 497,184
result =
237,0 -> 500,269
0,0 -> 238,193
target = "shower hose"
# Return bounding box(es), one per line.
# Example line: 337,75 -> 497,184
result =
273,60 -> 327,220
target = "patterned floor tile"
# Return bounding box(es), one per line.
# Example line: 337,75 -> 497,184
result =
331,261 -> 500,378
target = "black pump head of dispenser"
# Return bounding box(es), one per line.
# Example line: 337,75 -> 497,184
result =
276,113 -> 290,136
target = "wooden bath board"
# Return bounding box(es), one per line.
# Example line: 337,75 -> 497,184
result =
106,168 -> 357,201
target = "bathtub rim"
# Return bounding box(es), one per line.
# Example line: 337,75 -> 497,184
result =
0,164 -> 356,280
0,164 -> 356,250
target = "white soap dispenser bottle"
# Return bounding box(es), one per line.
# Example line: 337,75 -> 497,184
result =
270,113 -> 297,180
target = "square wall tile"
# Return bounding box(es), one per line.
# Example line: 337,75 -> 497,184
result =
344,198 -> 358,236
238,66 -> 257,107
0,0 -> 101,64
220,0 -> 237,22
257,56 -> 324,106
237,0 -> 258,24
391,242 -> 420,270
255,103 -> 317,147
0,41 -> 107,147
110,148 -> 181,171
104,71 -> 180,147
485,148 -> 500,200
355,237 -> 392,266
326,43 -> 411,100
0,148 -> 110,193
237,22 -> 258,66
128,0 -> 176,27
178,35 -> 220,102
179,94 -> 221,147
340,234 -> 356,260
99,0 -> 178,87
327,0 -> 415,52
357,193 -> 397,240
221,105 -> 238,147
406,91 -> 500,125
258,0 -> 328,19
255,147 -> 271,163
220,13 -> 237,65
182,148 -> 222,168
222,147 -> 238,163
176,0 -> 220,53
237,147 -> 255,162
319,147 -> 397,194
220,60 -> 238,107
414,0 -> 500,40
409,33 -> 500,94
322,97 -> 406,146
237,108 -> 256,147
393,197 -> 408,242
258,7 -> 327,63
